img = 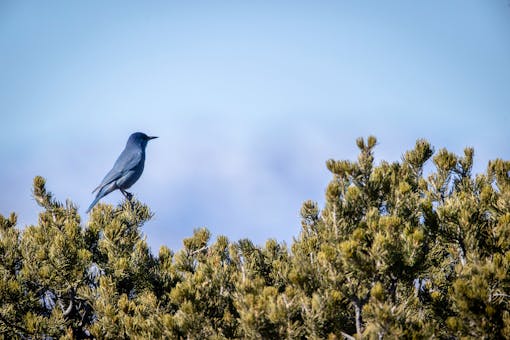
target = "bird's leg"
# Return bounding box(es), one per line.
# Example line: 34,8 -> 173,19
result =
120,189 -> 135,210
120,189 -> 133,201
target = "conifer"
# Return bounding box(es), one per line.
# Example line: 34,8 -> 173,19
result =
1,139 -> 509,338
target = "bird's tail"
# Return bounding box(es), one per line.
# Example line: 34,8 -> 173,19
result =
85,195 -> 102,214
86,182 -> 117,213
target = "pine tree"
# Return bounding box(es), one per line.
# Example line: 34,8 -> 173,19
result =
1,138 -> 509,339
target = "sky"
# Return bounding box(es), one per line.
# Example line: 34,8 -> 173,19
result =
1,1 -> 509,252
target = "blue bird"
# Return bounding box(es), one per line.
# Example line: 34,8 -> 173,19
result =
86,132 -> 158,213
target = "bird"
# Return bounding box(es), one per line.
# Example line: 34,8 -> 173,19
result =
86,132 -> 158,213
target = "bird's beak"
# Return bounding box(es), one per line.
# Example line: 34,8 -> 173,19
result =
148,136 -> 158,140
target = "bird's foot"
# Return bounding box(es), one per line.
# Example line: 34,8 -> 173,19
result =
121,190 -> 134,201
120,190 -> 135,210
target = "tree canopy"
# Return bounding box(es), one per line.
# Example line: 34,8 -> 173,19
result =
1,137 -> 509,339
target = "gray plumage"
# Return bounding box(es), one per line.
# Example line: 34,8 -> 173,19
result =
86,132 -> 157,213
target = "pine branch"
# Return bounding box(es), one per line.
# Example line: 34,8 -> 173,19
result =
0,313 -> 33,338
340,331 -> 356,340
189,246 -> 208,256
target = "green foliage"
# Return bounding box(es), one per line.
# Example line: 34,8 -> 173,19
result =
1,138 -> 509,339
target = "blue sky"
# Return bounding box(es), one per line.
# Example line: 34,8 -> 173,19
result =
1,1 -> 509,252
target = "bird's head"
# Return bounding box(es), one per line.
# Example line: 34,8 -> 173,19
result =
128,132 -> 158,149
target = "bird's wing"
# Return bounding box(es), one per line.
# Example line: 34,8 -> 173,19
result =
92,149 -> 143,193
